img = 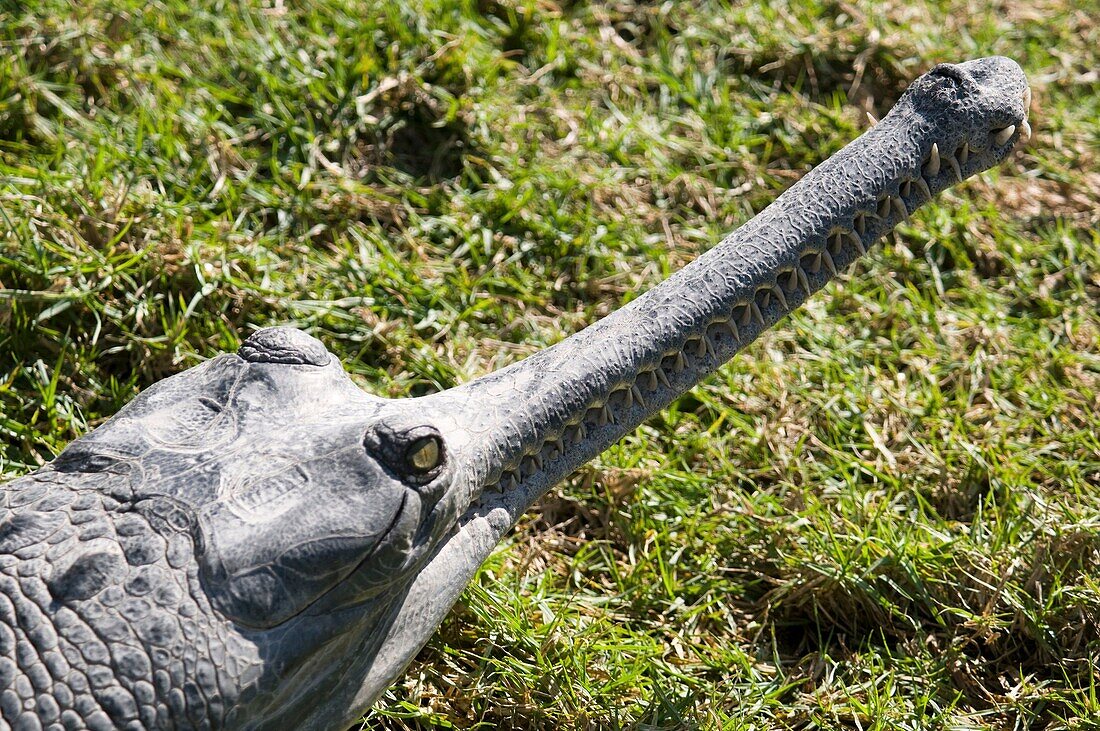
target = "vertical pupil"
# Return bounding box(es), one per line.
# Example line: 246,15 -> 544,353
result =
408,437 -> 440,471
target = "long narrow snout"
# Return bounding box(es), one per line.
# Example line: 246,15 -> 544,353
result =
290,57 -> 1034,726
439,56 -> 1031,529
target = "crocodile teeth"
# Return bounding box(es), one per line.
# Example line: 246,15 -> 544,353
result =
901,180 -> 912,198
655,366 -> 670,388
631,384 -> 646,407
948,152 -> 962,181
750,301 -> 764,325
694,336 -> 709,358
673,352 -> 686,372
821,251 -> 837,276
531,452 -> 544,470
855,213 -> 866,235
646,370 -> 659,391
739,304 -> 753,327
958,142 -> 969,165
1020,119 -> 1031,142
771,284 -> 788,310
620,386 -> 633,410
1023,86 -> 1032,110
915,176 -> 932,200
993,125 -> 1016,146
924,142 -> 941,176
892,196 -> 908,220
797,266 -> 811,294
596,405 -> 611,426
866,111 -> 879,126
573,423 -> 587,441
829,233 -> 843,255
786,268 -> 799,291
808,254 -> 822,275
724,318 -> 740,341
877,197 -> 891,218
502,472 -> 519,491
846,230 -> 866,255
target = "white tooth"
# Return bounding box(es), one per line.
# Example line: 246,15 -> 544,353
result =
655,367 -> 670,388
787,268 -> 799,291
772,284 -> 788,310
574,423 -> 587,441
959,142 -> 969,164
674,352 -> 686,372
855,213 -> 866,235
751,301 -> 765,325
993,124 -> 1016,146
739,304 -> 753,326
846,230 -> 866,255
596,406 -> 610,426
1023,86 -> 1032,110
821,251 -> 837,276
924,142 -> 941,176
948,153 -> 962,181
877,197 -> 891,218
1020,120 -> 1031,142
866,111 -> 879,126
915,176 -> 932,200
892,196 -> 908,220
647,370 -> 658,391
725,318 -> 741,341
830,232 -> 843,255
797,266 -> 811,294
808,254 -> 822,275
621,386 -> 633,409
695,336 -> 708,358
901,180 -> 912,198
631,384 -> 646,407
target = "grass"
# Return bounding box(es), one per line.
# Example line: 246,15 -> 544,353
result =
1,0 -> 1098,728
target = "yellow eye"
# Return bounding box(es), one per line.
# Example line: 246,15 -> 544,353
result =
406,436 -> 442,473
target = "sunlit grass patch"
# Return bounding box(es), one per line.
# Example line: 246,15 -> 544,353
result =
1,0 -> 1098,728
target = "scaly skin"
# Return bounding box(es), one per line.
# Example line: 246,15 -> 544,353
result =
0,58 -> 1030,730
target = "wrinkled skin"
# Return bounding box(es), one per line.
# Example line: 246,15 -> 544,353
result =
0,58 -> 1030,730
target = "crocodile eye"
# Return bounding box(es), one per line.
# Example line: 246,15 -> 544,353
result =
405,435 -> 442,473
364,423 -> 447,483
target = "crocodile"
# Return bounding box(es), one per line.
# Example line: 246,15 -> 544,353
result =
0,57 -> 1030,730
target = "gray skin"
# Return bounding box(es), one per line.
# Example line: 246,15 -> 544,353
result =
0,57 -> 1030,730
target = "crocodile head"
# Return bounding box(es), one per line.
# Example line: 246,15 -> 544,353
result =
45,326 -> 475,726
10,56 -> 1029,731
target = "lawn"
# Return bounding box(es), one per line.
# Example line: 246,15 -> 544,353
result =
1,1 -> 1098,729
